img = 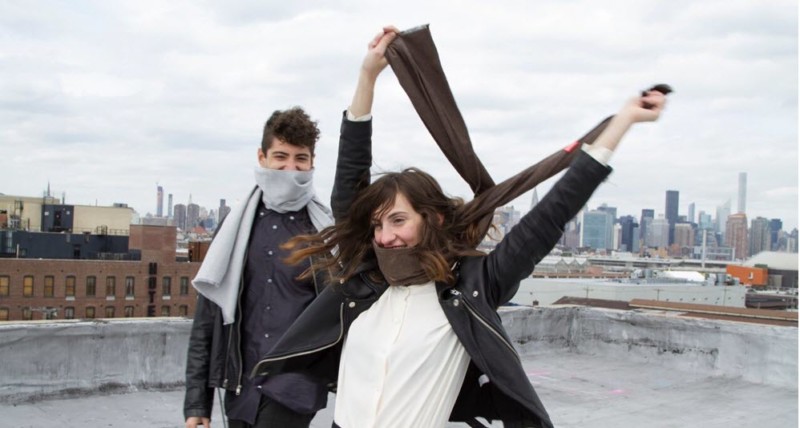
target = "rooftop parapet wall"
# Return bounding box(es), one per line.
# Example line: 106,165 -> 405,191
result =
501,307 -> 798,389
0,308 -> 796,403
0,318 -> 189,403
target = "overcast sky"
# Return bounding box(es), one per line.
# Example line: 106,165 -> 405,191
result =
2,0 -> 797,230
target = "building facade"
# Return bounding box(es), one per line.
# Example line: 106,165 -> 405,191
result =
749,217 -> 771,257
726,213 -> 749,261
665,190 -> 679,245
580,210 -> 614,250
0,225 -> 201,321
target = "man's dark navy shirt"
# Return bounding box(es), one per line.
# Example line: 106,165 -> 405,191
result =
225,202 -> 326,424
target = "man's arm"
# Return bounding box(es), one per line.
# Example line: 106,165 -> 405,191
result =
184,295 -> 217,426
331,27 -> 398,220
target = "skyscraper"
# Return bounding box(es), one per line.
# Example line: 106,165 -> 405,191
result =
674,223 -> 695,249
187,203 -> 200,230
725,213 -> 748,260
529,188 -> 539,211
156,185 -> 164,218
716,199 -> 731,242
640,208 -> 654,246
769,219 -> 783,251
687,202 -> 695,224
749,217 -> 771,257
168,194 -> 173,218
580,210 -> 613,250
665,190 -> 679,245
173,204 -> 187,230
597,204 -> 617,224
219,199 -> 231,223
737,172 -> 747,214
618,215 -> 638,252
646,215 -> 670,249
698,211 -> 713,231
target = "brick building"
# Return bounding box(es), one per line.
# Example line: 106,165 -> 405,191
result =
0,225 -> 201,321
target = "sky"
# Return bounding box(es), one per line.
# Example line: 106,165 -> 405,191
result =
1,0 -> 798,231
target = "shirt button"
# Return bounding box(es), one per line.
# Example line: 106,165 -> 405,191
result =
268,250 -> 273,256
453,299 -> 460,307
257,385 -> 262,390
272,225 -> 278,230
266,306 -> 271,310
473,291 -> 479,297
259,212 -> 265,217
289,216 -> 295,220
267,279 -> 273,283
348,301 -> 356,308
264,333 -> 270,338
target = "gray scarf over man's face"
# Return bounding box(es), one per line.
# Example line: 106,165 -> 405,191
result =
254,166 -> 315,212
193,165 -> 333,325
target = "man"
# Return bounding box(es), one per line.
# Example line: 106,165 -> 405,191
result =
184,107 -> 334,428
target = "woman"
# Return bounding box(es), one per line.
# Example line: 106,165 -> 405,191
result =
253,28 -> 668,428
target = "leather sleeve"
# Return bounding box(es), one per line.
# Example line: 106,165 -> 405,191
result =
183,294 -> 216,419
331,111 -> 373,221
484,151 -> 612,306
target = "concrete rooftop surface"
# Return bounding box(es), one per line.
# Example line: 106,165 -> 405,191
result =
1,306 -> 796,428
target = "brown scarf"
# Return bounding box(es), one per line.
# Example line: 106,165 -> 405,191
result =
372,242 -> 430,286
385,25 -> 613,248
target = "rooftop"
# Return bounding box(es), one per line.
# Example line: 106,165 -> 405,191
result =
0,306 -> 796,428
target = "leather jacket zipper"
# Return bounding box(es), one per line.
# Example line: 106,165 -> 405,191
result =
251,302 -> 346,378
450,289 -> 520,361
222,249 -> 247,395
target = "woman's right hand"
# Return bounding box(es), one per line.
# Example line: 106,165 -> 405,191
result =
360,25 -> 400,79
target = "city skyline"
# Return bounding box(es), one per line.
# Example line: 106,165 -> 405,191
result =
1,1 -> 796,230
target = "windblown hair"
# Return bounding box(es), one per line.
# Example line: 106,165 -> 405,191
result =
284,168 -> 484,285
261,107 -> 320,155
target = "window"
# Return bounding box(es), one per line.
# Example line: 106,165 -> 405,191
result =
106,276 -> 116,297
64,307 -> 75,320
0,307 -> 8,321
125,276 -> 135,297
124,306 -> 134,318
23,276 -> 34,297
180,276 -> 190,295
105,306 -> 115,318
43,276 -> 54,297
86,276 -> 96,296
178,305 -> 188,317
161,306 -> 171,317
22,307 -> 32,320
0,276 -> 8,296
65,276 -> 76,297
162,276 -> 172,297
85,306 -> 95,319
45,308 -> 56,320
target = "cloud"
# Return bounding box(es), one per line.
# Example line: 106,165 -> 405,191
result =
0,0 -> 796,230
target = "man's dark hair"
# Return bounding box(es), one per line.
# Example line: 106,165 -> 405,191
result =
261,107 -> 320,155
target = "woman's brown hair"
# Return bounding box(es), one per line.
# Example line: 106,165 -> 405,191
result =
284,168 -> 484,285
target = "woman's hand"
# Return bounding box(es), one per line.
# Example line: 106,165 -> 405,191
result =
360,25 -> 399,79
618,90 -> 667,124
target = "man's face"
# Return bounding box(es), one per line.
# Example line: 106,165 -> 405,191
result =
258,138 -> 314,171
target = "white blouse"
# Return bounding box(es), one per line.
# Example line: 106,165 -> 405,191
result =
334,281 -> 471,428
